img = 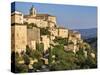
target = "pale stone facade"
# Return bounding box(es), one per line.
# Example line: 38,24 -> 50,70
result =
27,27 -> 40,50
73,31 -> 81,40
63,30 -> 81,53
11,11 -> 23,24
24,17 -> 36,24
68,36 -> 77,45
24,17 -> 48,28
49,28 -> 58,36
64,44 -> 79,53
41,35 -> 50,52
23,8 -> 57,28
35,19 -> 48,28
36,14 -> 56,24
28,40 -> 36,50
58,27 -> 69,38
48,16 -> 56,24
48,22 -> 56,28
27,27 -> 40,42
11,24 -> 27,53
69,30 -> 81,40
68,30 -> 81,46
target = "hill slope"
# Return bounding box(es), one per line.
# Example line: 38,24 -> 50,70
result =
75,28 -> 97,39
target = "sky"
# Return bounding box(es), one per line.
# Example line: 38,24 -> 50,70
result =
11,2 -> 97,29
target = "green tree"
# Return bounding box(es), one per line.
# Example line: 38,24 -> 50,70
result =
26,45 -> 32,56
83,53 -> 97,68
12,52 -> 28,73
15,63 -> 28,73
27,23 -> 37,28
32,60 -> 44,71
40,28 -> 50,35
54,37 -> 68,45
75,49 -> 86,68
27,50 -> 42,60
23,54 -> 30,65
36,43 -> 44,54
50,44 -> 78,70
26,45 -> 42,60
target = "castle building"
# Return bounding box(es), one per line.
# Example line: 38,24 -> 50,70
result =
11,5 -> 82,54
23,6 -> 56,28
58,27 -> 69,38
11,11 -> 27,53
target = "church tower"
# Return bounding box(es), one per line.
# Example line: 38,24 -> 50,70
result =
30,5 -> 37,17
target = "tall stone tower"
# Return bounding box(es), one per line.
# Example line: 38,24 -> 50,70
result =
11,11 -> 27,53
11,11 -> 23,24
30,5 -> 37,17
11,24 -> 27,53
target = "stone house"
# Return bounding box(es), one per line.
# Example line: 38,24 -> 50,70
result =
58,27 -> 69,38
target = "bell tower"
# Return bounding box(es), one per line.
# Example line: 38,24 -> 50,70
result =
30,5 -> 36,17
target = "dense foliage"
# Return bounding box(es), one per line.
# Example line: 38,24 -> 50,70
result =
11,38 -> 97,73
40,28 -> 50,35
53,37 -> 68,45
49,45 -> 97,70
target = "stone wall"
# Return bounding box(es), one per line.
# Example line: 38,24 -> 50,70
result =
11,24 -> 27,53
58,28 -> 68,38
35,19 -> 48,28
27,27 -> 40,50
11,26 -> 15,52
41,35 -> 50,52
50,28 -> 58,36
11,11 -> 23,24
48,16 -> 56,24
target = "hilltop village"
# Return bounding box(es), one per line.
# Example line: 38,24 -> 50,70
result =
11,6 -> 82,53
11,6 -> 96,72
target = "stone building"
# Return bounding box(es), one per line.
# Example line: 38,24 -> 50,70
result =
11,24 -> 27,53
73,31 -> 81,40
68,30 -> 81,45
27,27 -> 40,50
64,44 -> 79,53
11,5 -> 82,54
36,14 -> 56,24
58,27 -> 69,38
49,28 -> 58,36
11,11 -> 23,24
41,35 -> 50,53
11,11 -> 27,53
63,30 -> 81,53
24,16 -> 49,28
23,6 -> 56,28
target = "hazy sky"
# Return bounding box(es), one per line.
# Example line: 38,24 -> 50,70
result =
11,2 -> 97,29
